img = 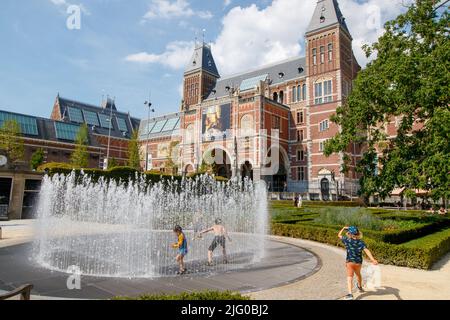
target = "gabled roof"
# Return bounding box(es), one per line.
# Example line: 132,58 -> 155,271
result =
306,0 -> 350,37
56,96 -> 140,139
206,56 -> 306,100
185,43 -> 220,78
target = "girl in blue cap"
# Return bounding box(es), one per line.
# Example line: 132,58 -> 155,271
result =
338,226 -> 378,300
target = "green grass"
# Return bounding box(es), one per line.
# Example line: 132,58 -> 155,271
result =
270,201 -> 450,269
113,291 -> 249,300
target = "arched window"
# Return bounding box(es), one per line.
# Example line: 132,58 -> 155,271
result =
273,92 -> 278,102
185,124 -> 194,143
302,84 -> 307,101
240,114 -> 254,136
297,85 -> 301,101
292,87 -> 296,103
279,91 -> 284,104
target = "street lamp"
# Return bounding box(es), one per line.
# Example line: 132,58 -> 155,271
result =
144,99 -> 155,171
102,96 -> 115,170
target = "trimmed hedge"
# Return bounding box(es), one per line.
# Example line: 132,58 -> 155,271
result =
114,291 -> 249,300
37,163 -> 183,185
302,200 -> 365,207
272,222 -> 450,269
297,219 -> 450,244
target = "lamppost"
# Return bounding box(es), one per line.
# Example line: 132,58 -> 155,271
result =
144,98 -> 155,171
103,96 -> 115,170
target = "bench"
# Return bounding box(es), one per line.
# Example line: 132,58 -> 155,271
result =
0,284 -> 34,300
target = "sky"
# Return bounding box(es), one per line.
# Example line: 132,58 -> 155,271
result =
0,0 -> 413,120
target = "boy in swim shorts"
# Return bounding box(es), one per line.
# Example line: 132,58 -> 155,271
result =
199,218 -> 232,266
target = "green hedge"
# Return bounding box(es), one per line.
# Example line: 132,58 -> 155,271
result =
271,223 -> 450,269
302,200 -> 365,207
114,291 -> 249,300
37,163 -> 183,185
297,219 -> 450,244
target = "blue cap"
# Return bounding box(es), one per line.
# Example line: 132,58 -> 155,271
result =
348,226 -> 359,235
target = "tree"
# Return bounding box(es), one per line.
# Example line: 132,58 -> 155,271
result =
325,0 -> 449,202
71,123 -> 89,168
127,130 -> 141,170
30,148 -> 45,170
0,119 -> 24,166
108,157 -> 118,169
165,141 -> 180,174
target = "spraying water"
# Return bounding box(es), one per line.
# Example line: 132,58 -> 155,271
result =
34,173 -> 269,278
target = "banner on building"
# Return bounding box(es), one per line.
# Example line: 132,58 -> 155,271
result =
202,103 -> 231,141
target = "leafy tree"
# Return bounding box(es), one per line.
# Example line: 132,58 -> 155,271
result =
30,148 -> 45,170
108,157 -> 118,169
71,123 -> 89,168
0,119 -> 24,165
127,130 -> 141,170
325,0 -> 449,203
165,141 -> 180,174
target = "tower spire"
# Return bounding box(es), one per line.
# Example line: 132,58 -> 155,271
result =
306,0 -> 351,38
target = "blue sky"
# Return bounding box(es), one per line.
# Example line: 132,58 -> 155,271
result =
0,0 -> 410,120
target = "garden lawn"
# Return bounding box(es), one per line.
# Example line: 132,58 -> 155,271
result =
270,201 -> 450,269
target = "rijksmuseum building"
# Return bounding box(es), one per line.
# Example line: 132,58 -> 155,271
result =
0,0 -> 369,220
139,0 -> 362,199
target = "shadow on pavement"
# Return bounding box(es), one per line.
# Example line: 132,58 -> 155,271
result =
356,286 -> 402,300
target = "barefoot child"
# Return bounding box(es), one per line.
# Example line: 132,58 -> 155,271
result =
199,218 -> 232,266
338,226 -> 378,300
172,225 -> 188,275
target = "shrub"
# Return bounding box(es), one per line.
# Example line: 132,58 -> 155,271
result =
313,207 -> 388,231
114,291 -> 249,301
37,163 -> 183,185
303,200 -> 365,207
271,222 -> 450,269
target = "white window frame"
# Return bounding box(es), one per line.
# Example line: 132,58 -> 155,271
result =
315,80 -> 333,104
297,166 -> 306,181
319,119 -> 329,132
328,43 -> 333,62
319,140 -> 328,152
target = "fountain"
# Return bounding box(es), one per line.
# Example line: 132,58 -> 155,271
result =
34,173 -> 269,278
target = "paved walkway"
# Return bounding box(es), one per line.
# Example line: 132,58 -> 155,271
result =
248,236 -> 450,300
1,220 -> 450,300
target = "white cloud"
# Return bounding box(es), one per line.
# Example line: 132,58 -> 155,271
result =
209,0 -> 412,75
125,41 -> 195,70
128,0 -> 410,75
49,0 -> 90,15
211,0 -> 315,75
224,0 -> 232,7
143,0 -> 213,20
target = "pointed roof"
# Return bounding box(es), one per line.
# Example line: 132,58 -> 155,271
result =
184,43 -> 220,78
306,0 -> 351,37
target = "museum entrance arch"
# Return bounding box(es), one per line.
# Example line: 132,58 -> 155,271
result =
241,161 -> 253,181
263,147 -> 289,192
203,147 -> 232,179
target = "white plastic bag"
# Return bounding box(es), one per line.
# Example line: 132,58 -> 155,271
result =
362,264 -> 382,290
